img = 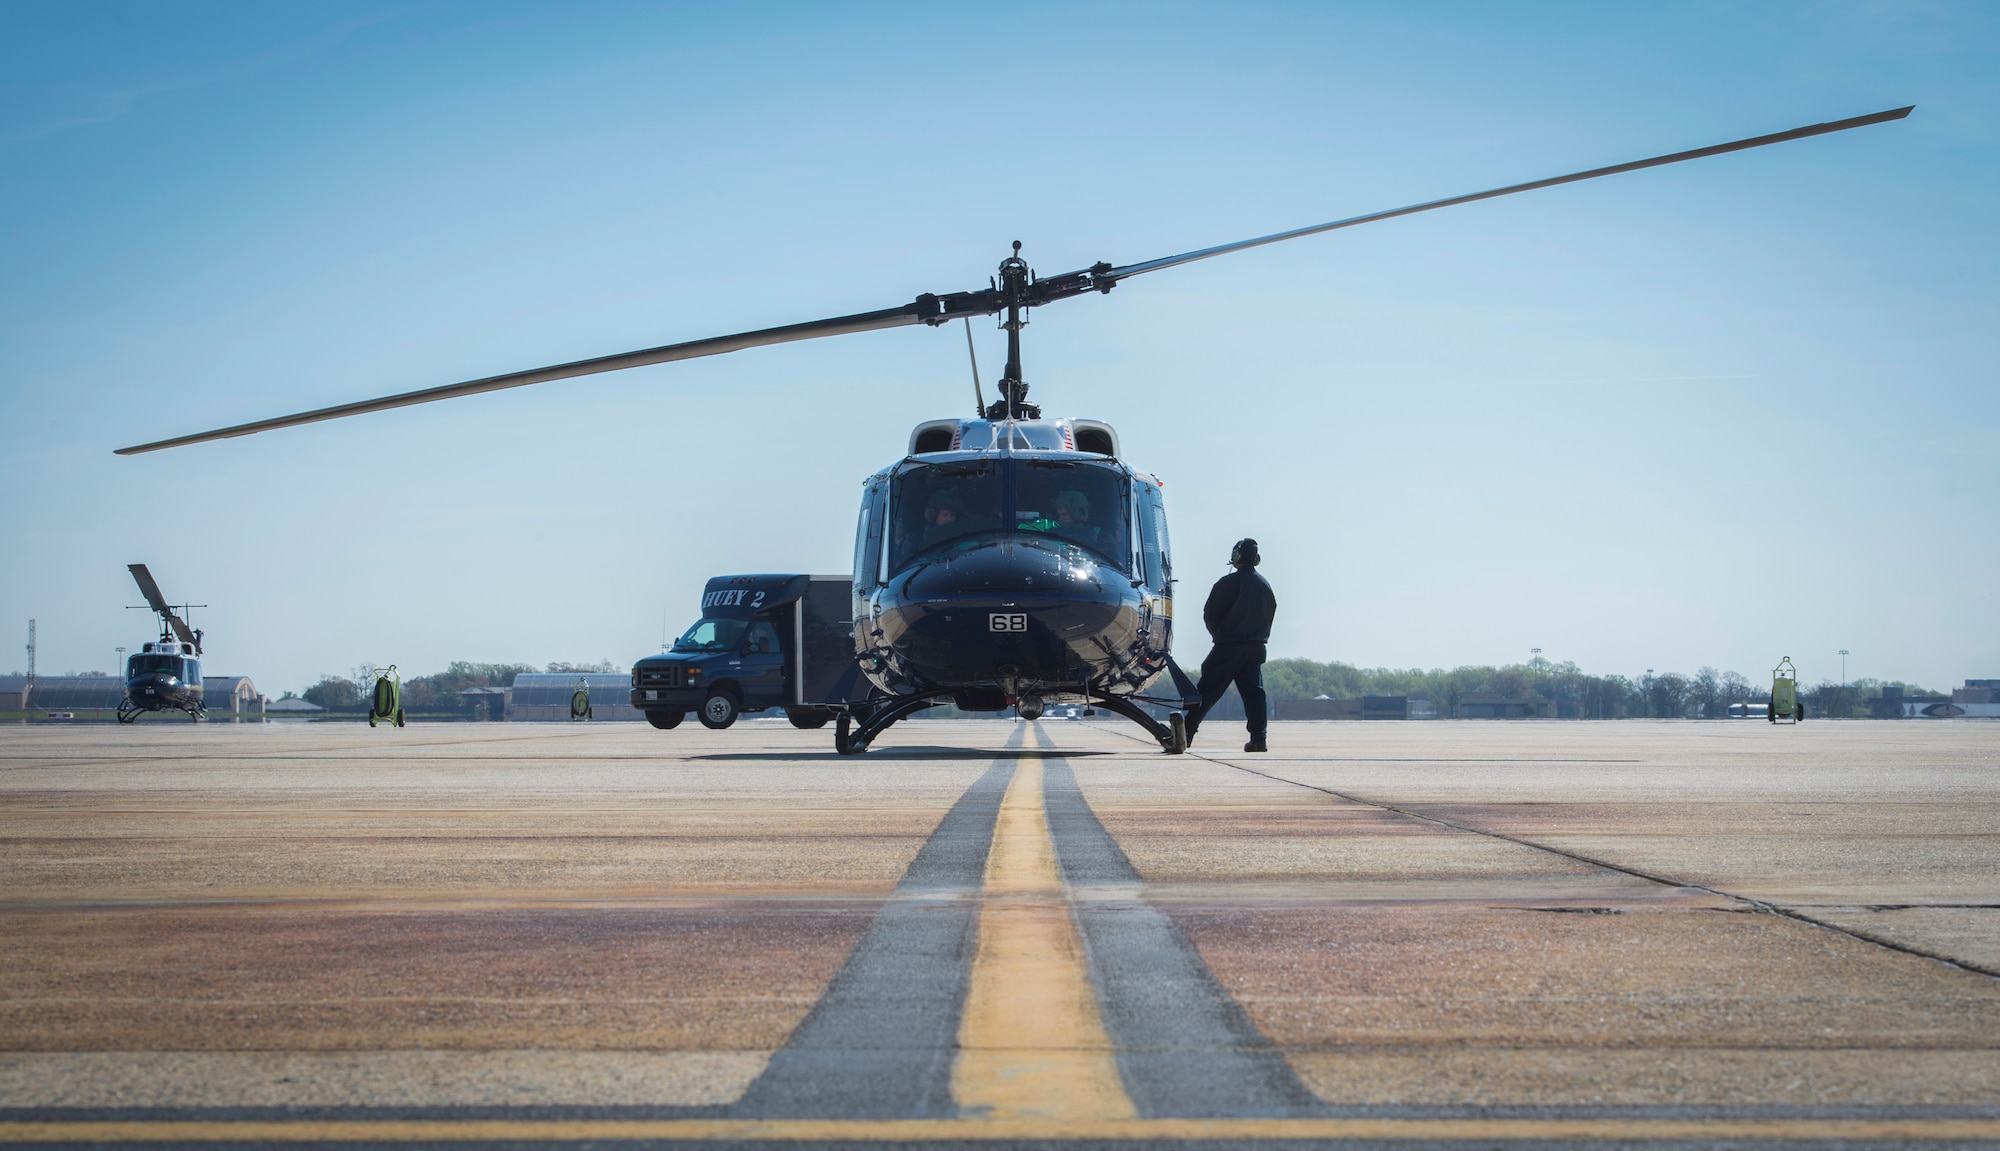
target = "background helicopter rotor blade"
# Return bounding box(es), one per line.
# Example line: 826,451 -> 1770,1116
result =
127,563 -> 172,617
1087,106 -> 1914,287
114,301 -> 952,455
128,563 -> 199,645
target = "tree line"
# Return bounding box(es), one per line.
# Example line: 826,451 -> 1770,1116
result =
291,655 -> 1940,719
1263,657 -> 1940,719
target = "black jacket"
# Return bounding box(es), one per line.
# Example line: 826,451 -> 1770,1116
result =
1203,567 -> 1277,644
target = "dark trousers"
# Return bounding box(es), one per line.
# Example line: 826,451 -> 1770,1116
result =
1186,642 -> 1267,738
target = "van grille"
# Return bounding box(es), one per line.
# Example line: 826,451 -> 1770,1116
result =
636,666 -> 683,689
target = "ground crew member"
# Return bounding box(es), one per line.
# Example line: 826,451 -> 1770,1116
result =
1184,538 -> 1276,752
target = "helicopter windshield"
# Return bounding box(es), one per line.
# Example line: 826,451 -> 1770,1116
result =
126,654 -> 192,678
888,458 -> 1129,572
1013,459 -> 1129,565
889,461 -> 1005,568
672,618 -> 747,654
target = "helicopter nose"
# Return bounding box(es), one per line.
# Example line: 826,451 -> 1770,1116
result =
899,536 -> 1123,601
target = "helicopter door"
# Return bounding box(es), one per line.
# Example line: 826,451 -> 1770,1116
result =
853,479 -> 886,597
1137,482 -> 1172,592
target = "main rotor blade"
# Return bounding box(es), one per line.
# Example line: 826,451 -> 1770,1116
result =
115,302 -> 934,454
127,564 -> 171,616
1096,106 -> 1913,285
116,106 -> 1910,456
164,615 -> 198,646
128,563 -> 198,644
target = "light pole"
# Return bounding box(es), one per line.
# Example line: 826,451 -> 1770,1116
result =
115,647 -> 125,675
1839,650 -> 1849,688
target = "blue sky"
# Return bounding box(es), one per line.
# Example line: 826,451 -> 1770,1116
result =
2,1 -> 1994,695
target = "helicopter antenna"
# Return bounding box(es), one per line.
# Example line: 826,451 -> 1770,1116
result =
117,106 -> 1910,456
962,318 -> 986,417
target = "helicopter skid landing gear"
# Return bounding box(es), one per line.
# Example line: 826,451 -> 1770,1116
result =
1089,695 -> 1186,754
117,700 -> 140,724
834,694 -> 943,754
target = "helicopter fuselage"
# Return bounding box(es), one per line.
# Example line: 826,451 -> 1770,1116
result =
121,640 -> 204,720
860,532 -> 1167,705
848,425 -> 1177,726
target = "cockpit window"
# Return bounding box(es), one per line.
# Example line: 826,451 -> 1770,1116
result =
1013,460 -> 1128,565
672,618 -> 747,653
889,461 -> 1003,570
886,458 -> 1130,573
127,654 -> 188,677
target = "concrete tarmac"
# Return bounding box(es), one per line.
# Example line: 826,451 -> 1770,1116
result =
2,717 -> 1997,1147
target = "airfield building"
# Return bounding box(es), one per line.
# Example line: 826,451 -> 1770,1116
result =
1456,691 -> 1553,718
508,673 -> 642,722
1,674 -> 264,719
202,676 -> 264,717
15,675 -> 127,716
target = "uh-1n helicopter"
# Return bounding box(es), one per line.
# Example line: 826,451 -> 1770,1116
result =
119,563 -> 206,722
115,106 -> 1910,753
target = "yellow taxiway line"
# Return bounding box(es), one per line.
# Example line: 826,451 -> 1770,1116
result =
5,1117 -> 2000,1142
951,755 -> 1136,1120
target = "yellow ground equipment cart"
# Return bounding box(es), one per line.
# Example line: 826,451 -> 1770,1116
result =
1769,657 -> 1804,724
570,676 -> 592,721
368,666 -> 405,728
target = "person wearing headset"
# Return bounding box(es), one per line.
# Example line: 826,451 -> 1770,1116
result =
1183,537 -> 1277,752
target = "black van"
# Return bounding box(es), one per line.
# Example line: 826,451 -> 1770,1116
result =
630,574 -> 856,730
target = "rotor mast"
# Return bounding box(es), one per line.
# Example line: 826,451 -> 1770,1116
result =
989,242 -> 1040,421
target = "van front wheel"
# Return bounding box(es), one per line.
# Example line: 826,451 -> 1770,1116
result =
699,692 -> 740,730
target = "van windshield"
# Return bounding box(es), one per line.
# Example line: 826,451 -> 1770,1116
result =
887,458 -> 1129,573
672,618 -> 747,653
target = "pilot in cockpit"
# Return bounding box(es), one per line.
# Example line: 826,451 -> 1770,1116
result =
1052,490 -> 1096,545
922,490 -> 963,546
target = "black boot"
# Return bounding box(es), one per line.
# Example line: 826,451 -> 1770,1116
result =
1244,735 -> 1267,752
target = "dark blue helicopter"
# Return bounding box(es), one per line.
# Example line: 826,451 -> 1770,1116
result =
118,563 -> 206,723
836,412 -> 1189,752
114,107 -> 1909,751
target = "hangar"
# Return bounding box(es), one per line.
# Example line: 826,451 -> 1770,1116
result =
506,674 -> 643,722
0,675 -> 264,719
